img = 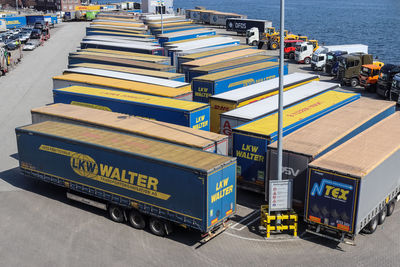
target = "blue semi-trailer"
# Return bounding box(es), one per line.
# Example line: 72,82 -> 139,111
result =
16,121 -> 236,238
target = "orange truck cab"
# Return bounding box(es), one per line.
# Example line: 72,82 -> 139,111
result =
359,62 -> 384,92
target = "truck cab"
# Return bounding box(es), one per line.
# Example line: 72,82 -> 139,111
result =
311,47 -> 329,71
376,64 -> 400,99
325,50 -> 348,75
359,62 -> 384,92
294,40 -> 318,64
390,74 -> 400,102
337,53 -> 373,87
246,27 -> 259,46
284,39 -> 303,59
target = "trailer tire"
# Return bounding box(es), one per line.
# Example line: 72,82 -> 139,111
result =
366,216 -> 378,234
108,204 -> 125,223
378,206 -> 387,225
387,201 -> 395,216
149,217 -> 166,237
350,78 -> 359,87
304,57 -> 311,64
128,210 -> 146,229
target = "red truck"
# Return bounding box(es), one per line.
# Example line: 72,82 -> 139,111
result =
284,39 -> 303,59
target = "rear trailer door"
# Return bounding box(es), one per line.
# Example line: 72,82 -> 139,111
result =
207,161 -> 236,230
305,168 -> 360,234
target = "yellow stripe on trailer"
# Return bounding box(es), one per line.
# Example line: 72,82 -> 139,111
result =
70,63 -> 183,80
74,51 -> 168,63
149,21 -> 193,28
53,74 -> 191,99
95,17 -> 137,22
56,86 -> 206,111
89,30 -> 152,38
198,61 -> 278,82
180,45 -> 250,60
236,91 -> 359,136
89,26 -> 147,34
91,21 -> 146,28
80,48 -> 165,59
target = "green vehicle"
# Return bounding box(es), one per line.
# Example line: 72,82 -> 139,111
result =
86,12 -> 98,21
337,53 -> 373,87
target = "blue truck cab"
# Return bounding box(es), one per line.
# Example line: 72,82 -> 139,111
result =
325,50 -> 348,76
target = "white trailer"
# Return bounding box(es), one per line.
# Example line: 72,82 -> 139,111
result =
311,44 -> 368,71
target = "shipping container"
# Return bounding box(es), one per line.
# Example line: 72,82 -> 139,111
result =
268,98 -> 395,207
210,73 -> 319,133
31,104 -> 228,155
16,121 -> 236,235
80,41 -> 164,56
62,68 -> 189,89
209,12 -> 247,26
188,55 -> 277,83
158,29 -> 217,46
53,86 -> 210,130
176,44 -> 250,72
52,74 -> 192,100
305,112 -> 400,242
192,61 -> 286,103
67,55 -> 176,72
70,51 -> 170,65
232,90 -> 360,192
69,63 -> 185,82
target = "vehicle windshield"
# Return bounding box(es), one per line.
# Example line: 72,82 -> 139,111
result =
360,67 -> 372,76
326,54 -> 334,61
339,57 -> 347,67
246,31 -> 254,37
312,54 -> 318,61
393,79 -> 400,89
380,72 -> 388,81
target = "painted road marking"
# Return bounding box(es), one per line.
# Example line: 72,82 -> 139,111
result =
236,215 -> 261,231
230,209 -> 259,230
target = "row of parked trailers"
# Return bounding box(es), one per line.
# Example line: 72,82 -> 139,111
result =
15,11 -> 400,243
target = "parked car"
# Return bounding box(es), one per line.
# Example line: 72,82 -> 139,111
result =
30,28 -> 42,39
23,40 -> 39,51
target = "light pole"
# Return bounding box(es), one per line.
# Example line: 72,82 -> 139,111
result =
15,0 -> 18,12
277,0 -> 285,183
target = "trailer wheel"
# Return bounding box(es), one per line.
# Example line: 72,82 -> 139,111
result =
304,57 -> 311,64
387,201 -> 395,216
128,210 -> 146,229
149,217 -> 166,237
108,204 -> 125,223
378,206 -> 387,225
350,78 -> 359,87
366,216 -> 378,234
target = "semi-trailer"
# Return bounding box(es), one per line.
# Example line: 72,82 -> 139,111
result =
210,73 -> 319,133
232,90 -> 359,192
52,74 -> 192,100
167,38 -> 241,65
187,55 -> 278,83
181,49 -> 267,78
31,104 -> 228,155
86,30 -> 152,38
77,48 -> 164,59
53,86 -> 210,131
82,35 -> 158,44
267,98 -> 395,207
70,51 -> 171,65
80,41 -> 164,55
176,45 -> 250,72
151,25 -> 204,35
304,112 -> 400,243
16,121 -> 236,237
67,55 -> 176,72
157,29 -> 217,46
209,12 -> 246,26
192,61 -> 286,103
86,26 -> 148,35
220,81 -> 340,153
90,21 -> 147,29
69,63 -> 185,82
226,18 -> 272,37
62,68 -> 189,89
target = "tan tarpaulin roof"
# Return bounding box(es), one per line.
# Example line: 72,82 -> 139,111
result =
21,121 -> 233,171
269,98 -> 395,157
309,112 -> 400,178
31,104 -> 226,150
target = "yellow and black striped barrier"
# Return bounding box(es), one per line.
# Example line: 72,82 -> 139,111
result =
260,205 -> 298,238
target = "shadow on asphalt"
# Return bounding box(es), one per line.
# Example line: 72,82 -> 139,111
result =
0,166 -> 204,247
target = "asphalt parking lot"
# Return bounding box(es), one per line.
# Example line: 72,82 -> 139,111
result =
0,21 -> 399,267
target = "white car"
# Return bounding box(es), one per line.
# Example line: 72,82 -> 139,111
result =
23,41 -> 38,51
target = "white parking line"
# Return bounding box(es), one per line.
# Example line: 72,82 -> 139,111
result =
230,209 -> 259,229
236,216 -> 261,231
